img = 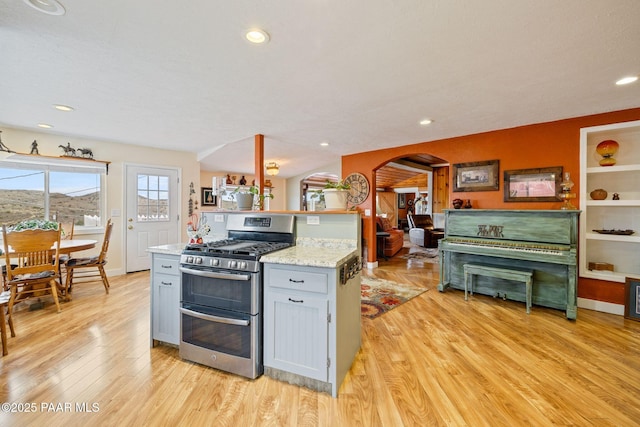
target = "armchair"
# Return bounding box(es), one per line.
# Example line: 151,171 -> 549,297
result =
407,213 -> 445,248
375,216 -> 404,258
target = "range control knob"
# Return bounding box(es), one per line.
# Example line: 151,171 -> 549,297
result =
229,261 -> 237,269
211,258 -> 219,266
186,256 -> 194,263
195,257 -> 203,264
238,261 -> 247,269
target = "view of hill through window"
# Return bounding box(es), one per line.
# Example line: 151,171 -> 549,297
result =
0,167 -> 101,227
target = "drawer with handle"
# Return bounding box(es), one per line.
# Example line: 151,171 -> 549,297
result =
153,255 -> 180,276
268,266 -> 328,294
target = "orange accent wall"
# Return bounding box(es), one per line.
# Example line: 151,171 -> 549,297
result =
342,107 -> 640,305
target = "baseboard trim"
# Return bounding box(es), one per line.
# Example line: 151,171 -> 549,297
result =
577,297 -> 624,316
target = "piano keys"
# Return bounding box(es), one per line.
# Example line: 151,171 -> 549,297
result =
438,209 -> 580,319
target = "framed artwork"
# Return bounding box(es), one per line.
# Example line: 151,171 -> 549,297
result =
201,187 -> 217,206
452,160 -> 500,192
503,166 -> 562,202
624,277 -> 640,322
398,193 -> 406,209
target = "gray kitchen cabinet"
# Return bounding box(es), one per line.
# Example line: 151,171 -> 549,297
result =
151,252 -> 181,346
263,261 -> 361,397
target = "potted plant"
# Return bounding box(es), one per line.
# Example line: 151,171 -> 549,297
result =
322,180 -> 351,211
232,185 -> 273,210
8,219 -> 60,232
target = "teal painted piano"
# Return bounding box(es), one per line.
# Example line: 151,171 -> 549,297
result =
438,209 -> 580,319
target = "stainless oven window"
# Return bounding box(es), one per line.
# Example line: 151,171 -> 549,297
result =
181,269 -> 257,313
181,303 -> 253,358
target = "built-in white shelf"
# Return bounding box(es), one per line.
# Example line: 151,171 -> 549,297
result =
579,119 -> 640,289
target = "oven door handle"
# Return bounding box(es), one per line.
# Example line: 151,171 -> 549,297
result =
179,307 -> 250,326
179,266 -> 251,281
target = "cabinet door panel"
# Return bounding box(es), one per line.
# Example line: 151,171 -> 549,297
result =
265,291 -> 328,381
152,273 -> 180,344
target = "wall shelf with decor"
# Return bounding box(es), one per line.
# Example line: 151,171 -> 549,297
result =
1,152 -> 110,173
579,119 -> 640,284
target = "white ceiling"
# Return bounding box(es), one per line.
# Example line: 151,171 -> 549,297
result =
1,0 -> 639,178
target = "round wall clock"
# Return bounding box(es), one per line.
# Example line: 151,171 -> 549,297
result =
344,172 -> 370,205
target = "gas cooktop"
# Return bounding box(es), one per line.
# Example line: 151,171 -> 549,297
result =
183,239 -> 292,258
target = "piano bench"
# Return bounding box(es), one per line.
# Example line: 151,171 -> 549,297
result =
463,263 -> 534,314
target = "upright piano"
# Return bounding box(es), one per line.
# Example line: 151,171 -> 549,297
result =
438,209 -> 580,319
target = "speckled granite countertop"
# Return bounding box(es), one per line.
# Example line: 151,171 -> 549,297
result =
260,238 -> 359,268
147,237 -> 360,268
147,243 -> 186,256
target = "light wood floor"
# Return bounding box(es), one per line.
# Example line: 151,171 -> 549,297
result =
2,245 -> 640,426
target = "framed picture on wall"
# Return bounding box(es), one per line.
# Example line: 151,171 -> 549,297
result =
452,159 -> 500,192
503,166 -> 563,202
624,277 -> 640,322
201,187 -> 217,206
398,193 -> 406,209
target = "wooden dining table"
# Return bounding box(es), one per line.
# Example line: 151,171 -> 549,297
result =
57,239 -> 98,254
4,239 -> 98,255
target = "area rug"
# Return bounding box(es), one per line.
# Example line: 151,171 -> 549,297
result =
361,277 -> 428,319
400,247 -> 439,263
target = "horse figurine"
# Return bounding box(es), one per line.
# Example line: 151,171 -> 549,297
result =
77,148 -> 93,159
59,143 -> 76,156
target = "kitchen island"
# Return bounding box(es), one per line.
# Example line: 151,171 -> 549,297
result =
148,243 -> 185,346
261,237 -> 361,398
148,211 -> 362,396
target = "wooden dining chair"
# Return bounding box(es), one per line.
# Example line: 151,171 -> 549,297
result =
58,221 -> 75,277
61,222 -> 75,240
64,219 -> 113,300
1,290 -> 16,356
2,225 -> 63,326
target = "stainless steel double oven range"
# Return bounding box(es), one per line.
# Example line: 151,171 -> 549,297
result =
179,214 -> 295,379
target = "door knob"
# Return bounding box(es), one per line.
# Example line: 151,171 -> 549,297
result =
128,225 -> 133,230
128,218 -> 133,222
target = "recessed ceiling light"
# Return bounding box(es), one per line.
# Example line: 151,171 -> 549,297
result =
245,29 -> 270,44
616,76 -> 638,85
320,142 -> 329,147
53,104 -> 74,112
37,123 -> 53,128
22,0 -> 66,16
419,119 -> 433,126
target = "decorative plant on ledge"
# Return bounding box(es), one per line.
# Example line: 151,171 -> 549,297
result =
231,185 -> 274,210
323,180 -> 351,191
322,179 -> 351,210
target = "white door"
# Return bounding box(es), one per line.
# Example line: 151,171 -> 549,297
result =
125,165 -> 180,272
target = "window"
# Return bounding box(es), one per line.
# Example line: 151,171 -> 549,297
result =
0,158 -> 106,229
137,174 -> 170,222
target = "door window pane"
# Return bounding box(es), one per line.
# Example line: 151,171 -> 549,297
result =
137,174 -> 170,222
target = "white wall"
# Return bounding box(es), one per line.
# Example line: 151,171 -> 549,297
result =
0,126 -> 199,274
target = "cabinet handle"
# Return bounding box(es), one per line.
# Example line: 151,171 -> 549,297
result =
289,279 -> 304,283
161,264 -> 173,269
288,298 -> 304,303
160,281 -> 173,286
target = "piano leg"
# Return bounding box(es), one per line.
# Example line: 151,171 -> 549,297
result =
437,249 -> 450,292
566,266 -> 577,320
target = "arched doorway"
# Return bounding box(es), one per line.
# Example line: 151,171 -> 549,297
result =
369,153 -> 449,264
